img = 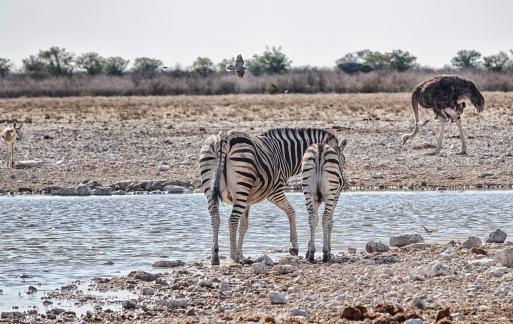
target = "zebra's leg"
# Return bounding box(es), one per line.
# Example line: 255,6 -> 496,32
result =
455,117 -> 467,155
322,193 -> 340,262
306,199 -> 320,263
427,119 -> 447,155
208,199 -> 221,265
268,191 -> 299,256
237,206 -> 250,261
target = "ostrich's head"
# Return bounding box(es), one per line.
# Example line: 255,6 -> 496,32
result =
468,83 -> 485,112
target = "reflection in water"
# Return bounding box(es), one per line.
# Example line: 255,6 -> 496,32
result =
1,191 -> 513,310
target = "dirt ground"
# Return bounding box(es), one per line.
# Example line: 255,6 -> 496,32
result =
1,93 -> 512,193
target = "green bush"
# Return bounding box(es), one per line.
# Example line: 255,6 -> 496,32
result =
451,50 -> 482,69
22,55 -> 49,79
133,57 -> 163,75
76,52 -> 105,75
192,57 -> 215,76
104,57 -> 129,76
247,46 -> 291,76
38,46 -> 75,76
0,58 -> 13,77
482,52 -> 510,72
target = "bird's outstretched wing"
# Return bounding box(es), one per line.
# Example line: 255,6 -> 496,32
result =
225,64 -> 235,72
235,54 -> 244,69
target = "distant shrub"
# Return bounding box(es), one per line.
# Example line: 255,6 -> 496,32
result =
132,57 -> 163,76
247,46 -> 291,76
38,46 -> 75,76
387,50 -> 417,72
192,57 -> 215,76
0,58 -> 13,77
76,52 -> 105,75
482,52 -> 510,72
104,57 -> 129,76
451,50 -> 482,69
336,49 -> 416,73
22,55 -> 50,79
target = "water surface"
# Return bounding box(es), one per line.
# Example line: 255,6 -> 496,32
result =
1,191 -> 512,311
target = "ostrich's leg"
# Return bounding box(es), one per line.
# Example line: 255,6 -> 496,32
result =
427,120 -> 447,155
455,118 -> 467,155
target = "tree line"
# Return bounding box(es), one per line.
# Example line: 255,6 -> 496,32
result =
1,46 -> 512,79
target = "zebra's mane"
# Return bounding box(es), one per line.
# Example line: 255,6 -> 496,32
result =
260,127 -> 338,145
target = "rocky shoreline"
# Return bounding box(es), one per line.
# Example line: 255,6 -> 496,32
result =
3,230 -> 513,323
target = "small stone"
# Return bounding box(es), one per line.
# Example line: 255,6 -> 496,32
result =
462,236 -> 482,249
288,308 -> 307,317
75,185 -> 91,196
471,247 -> 487,255
495,248 -> 513,268
404,319 -> 426,324
158,165 -> 170,172
420,261 -> 453,277
168,298 -> 187,308
413,297 -> 426,309
152,260 -> 184,268
251,262 -> 269,275
469,258 -> 496,267
26,285 -> 38,294
122,300 -> 137,309
279,256 -> 300,265
272,264 -> 298,274
220,281 -> 231,293
341,306 -> 364,321
487,266 -> 509,277
390,234 -> 424,247
436,308 -> 452,322
103,261 -> 114,265
255,254 -> 274,266
366,240 -> 390,253
268,291 -> 287,304
347,247 -> 357,254
142,288 -> 155,296
48,308 -> 66,315
129,271 -> 159,282
1,312 -> 24,319
486,229 -> 507,243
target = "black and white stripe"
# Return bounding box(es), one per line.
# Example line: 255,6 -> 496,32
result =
301,139 -> 347,262
199,128 -> 340,264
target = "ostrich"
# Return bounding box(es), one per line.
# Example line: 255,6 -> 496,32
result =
401,75 -> 485,155
1,120 -> 23,168
225,54 -> 245,78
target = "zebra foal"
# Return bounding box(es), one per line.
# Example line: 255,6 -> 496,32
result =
199,128 -> 341,265
302,139 -> 347,262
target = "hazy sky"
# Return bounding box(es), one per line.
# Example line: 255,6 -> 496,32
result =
1,0 -> 512,69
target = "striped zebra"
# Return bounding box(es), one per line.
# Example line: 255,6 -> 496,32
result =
301,140 -> 347,263
199,128 -> 341,265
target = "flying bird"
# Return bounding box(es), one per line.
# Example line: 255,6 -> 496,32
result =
225,54 -> 245,78
422,225 -> 438,234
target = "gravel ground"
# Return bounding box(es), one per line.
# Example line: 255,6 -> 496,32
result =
8,240 -> 513,323
1,93 -> 512,193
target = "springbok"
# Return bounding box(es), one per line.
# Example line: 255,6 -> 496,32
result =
1,120 -> 23,168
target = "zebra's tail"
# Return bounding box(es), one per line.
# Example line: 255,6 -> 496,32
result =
211,135 -> 227,204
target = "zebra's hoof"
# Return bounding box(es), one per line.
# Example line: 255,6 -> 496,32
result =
289,247 -> 299,256
322,253 -> 331,263
211,257 -> 220,266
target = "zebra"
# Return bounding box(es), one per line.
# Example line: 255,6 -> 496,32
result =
302,139 -> 347,263
199,128 -> 341,265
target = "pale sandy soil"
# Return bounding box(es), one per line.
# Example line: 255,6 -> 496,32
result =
0,93 -> 512,193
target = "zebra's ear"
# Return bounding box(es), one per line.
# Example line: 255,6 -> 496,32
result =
339,138 -> 347,151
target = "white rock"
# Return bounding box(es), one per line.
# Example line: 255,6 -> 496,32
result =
462,236 -> 482,249
419,261 -> 453,277
436,251 -> 458,261
279,256 -> 300,265
164,185 -> 186,194
495,248 -> 513,268
486,229 -> 507,243
219,281 -> 231,293
251,262 -> 269,275
272,264 -> 298,274
487,266 -> 509,277
158,165 -> 170,171
469,258 -> 497,267
405,319 -> 426,324
390,234 -> 424,247
365,240 -> 390,253
288,308 -> 307,317
413,296 -> 426,309
268,291 -> 287,304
